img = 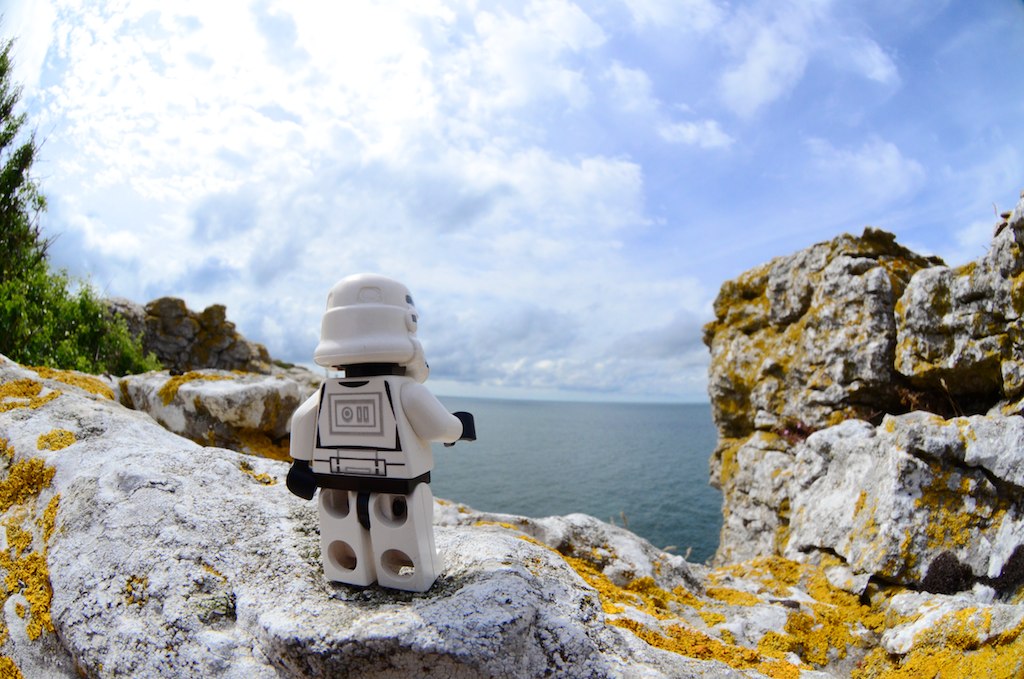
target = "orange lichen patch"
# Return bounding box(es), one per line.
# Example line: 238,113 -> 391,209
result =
3,520 -> 32,558
853,612 -> 1024,678
29,366 -> 115,401
0,656 -> 23,678
0,459 -> 56,512
238,459 -> 276,485
202,562 -> 227,582
39,496 -> 59,544
706,586 -> 763,607
711,557 -> 890,670
712,556 -> 803,597
0,379 -> 60,413
157,371 -> 232,406
0,457 -> 59,645
560,543 -> 807,675
613,617 -> 803,679
36,429 -> 76,451
716,439 -> 744,489
124,575 -> 149,606
237,430 -> 291,462
0,440 -> 12,460
914,461 -> 1007,552
0,550 -> 54,640
473,520 -> 521,531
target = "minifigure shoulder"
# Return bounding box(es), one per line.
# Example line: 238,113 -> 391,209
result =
288,389 -> 320,461
400,381 -> 462,443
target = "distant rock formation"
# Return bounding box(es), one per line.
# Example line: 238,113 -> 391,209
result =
118,369 -> 319,460
107,297 -> 272,374
704,192 -> 1024,596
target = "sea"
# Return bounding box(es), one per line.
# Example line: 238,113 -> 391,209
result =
433,397 -> 723,564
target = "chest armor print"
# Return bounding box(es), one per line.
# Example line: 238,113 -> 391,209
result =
314,379 -> 403,477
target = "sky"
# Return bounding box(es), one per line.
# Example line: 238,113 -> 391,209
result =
2,0 -> 1024,402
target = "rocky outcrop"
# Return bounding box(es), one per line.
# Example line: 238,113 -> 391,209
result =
895,200 -> 1024,407
118,369 -> 319,460
704,192 -> 1024,599
107,297 -> 272,374
3,354 -> 1023,676
0,355 -> 818,678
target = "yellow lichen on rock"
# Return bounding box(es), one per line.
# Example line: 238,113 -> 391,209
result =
236,430 -> 290,462
123,575 -> 148,606
36,429 -> 76,451
157,371 -> 232,406
0,460 -> 56,512
0,656 -> 24,679
28,367 -> 115,401
0,380 -> 60,414
854,612 -> 1024,678
238,459 -> 276,485
0,457 -> 59,647
915,462 -> 1007,553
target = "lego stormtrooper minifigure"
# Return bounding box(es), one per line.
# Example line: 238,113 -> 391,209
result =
286,273 -> 475,592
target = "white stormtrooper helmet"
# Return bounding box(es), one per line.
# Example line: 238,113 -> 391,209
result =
313,273 -> 429,382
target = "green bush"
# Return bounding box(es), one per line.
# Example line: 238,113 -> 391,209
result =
0,267 -> 161,375
0,35 -> 160,375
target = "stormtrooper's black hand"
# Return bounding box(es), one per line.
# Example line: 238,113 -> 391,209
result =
286,460 -> 317,500
454,411 -> 476,443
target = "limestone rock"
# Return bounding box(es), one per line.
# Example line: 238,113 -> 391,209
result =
107,297 -> 272,374
895,192 -> 1024,403
703,228 -> 942,565
118,369 -> 316,460
785,415 -> 1024,588
703,227 -> 940,448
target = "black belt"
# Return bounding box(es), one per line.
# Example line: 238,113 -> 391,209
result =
313,471 -> 430,495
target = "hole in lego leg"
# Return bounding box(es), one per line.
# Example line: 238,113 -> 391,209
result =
328,540 -> 357,571
381,549 -> 415,578
321,489 -> 351,519
373,494 -> 409,527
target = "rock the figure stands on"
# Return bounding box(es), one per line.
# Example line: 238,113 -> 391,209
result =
286,274 -> 475,592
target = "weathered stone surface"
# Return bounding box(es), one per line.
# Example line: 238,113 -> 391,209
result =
118,369 -> 317,460
107,297 -> 272,374
703,229 -> 943,564
703,228 -> 941,444
4,354 -> 1024,676
895,193 -> 1024,402
785,414 -> 1024,588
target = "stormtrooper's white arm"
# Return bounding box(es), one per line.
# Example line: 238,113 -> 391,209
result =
289,391 -> 320,462
402,382 -> 463,443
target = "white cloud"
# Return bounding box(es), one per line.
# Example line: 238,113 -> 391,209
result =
605,61 -> 656,113
719,18 -> 812,118
953,219 -> 996,257
658,119 -> 733,149
717,1 -> 901,118
842,36 -> 900,86
4,0 -> 58,89
806,136 -> 925,202
456,0 -> 606,114
621,0 -> 723,32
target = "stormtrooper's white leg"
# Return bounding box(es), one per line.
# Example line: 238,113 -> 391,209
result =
318,488 -> 376,586
369,484 -> 441,592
